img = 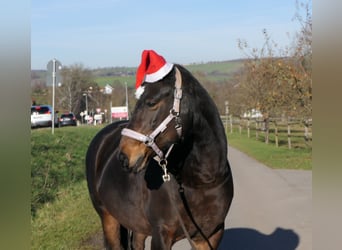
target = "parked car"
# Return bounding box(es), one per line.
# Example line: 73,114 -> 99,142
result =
31,105 -> 54,128
59,112 -> 77,127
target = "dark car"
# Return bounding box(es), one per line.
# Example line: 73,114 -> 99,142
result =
59,112 -> 77,127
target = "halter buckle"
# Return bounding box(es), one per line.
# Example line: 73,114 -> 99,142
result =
144,136 -> 154,146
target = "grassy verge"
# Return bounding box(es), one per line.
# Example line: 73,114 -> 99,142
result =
31,180 -> 101,249
31,126 -> 103,249
227,130 -> 312,170
31,126 -> 102,216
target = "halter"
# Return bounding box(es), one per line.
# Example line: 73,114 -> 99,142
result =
121,67 -> 183,182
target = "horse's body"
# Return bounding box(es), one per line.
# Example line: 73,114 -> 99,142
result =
86,64 -> 233,250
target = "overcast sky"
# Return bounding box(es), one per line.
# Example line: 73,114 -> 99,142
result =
31,0 -> 306,70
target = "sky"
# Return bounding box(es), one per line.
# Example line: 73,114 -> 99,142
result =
31,0 -> 307,70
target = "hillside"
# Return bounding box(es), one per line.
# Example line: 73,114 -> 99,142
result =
31,59 -> 245,88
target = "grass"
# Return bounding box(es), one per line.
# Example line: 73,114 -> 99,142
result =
227,128 -> 312,170
31,126 -> 102,215
94,75 -> 135,87
31,180 -> 101,249
31,126 -> 104,249
185,60 -> 243,74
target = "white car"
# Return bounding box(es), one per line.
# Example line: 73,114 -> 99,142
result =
31,105 -> 54,128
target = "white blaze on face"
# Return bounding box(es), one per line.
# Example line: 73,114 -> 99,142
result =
135,86 -> 145,99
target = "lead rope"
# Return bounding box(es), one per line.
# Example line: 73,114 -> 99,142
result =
169,178 -> 197,250
169,177 -> 214,250
177,182 -> 214,250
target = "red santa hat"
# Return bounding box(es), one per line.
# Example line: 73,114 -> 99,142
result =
135,50 -> 174,99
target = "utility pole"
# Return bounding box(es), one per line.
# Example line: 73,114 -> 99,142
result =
47,59 -> 62,134
125,82 -> 129,120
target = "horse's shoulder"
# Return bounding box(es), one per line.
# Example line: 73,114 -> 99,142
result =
86,120 -> 128,174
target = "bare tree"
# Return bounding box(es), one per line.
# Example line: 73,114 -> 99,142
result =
57,64 -> 96,116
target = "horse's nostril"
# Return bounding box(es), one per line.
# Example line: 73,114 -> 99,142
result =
119,152 -> 129,168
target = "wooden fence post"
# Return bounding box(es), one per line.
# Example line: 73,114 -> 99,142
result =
247,118 -> 250,138
274,121 -> 279,147
229,115 -> 233,133
287,119 -> 292,149
255,120 -> 259,140
265,117 -> 269,144
239,118 -> 242,134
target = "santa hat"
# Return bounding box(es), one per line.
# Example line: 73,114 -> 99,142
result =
135,50 -> 174,99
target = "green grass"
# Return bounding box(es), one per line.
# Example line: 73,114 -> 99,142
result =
31,126 -> 102,216
185,60 -> 243,74
31,126 -> 104,249
31,180 -> 101,250
227,129 -> 312,170
94,75 -> 135,87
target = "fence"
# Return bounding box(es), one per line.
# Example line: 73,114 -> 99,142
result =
221,115 -> 312,149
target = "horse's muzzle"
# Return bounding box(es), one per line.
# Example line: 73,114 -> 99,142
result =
118,138 -> 150,172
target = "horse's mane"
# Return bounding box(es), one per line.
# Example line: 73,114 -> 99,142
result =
167,65 -> 229,185
176,64 -> 227,148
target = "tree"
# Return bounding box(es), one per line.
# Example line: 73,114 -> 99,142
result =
234,0 -> 312,120
290,0 -> 312,119
57,64 -> 96,116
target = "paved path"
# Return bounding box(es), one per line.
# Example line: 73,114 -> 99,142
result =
148,146 -> 312,250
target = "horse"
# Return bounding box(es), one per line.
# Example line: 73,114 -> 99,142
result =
86,64 -> 234,250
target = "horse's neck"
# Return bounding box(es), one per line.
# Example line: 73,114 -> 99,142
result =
180,115 -> 229,187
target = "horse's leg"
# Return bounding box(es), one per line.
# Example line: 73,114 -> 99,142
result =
150,227 -> 173,250
101,209 -> 123,250
192,226 -> 224,250
131,232 -> 147,250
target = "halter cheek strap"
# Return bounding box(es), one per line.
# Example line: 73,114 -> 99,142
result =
121,67 -> 183,182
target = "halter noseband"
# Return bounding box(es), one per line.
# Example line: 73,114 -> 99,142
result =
121,67 -> 183,182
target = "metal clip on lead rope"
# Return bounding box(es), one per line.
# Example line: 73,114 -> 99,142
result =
159,159 -> 170,182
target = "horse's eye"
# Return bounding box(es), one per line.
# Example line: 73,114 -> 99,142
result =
146,100 -> 157,108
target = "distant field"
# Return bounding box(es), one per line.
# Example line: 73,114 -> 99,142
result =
185,60 -> 243,74
92,60 -> 244,87
32,60 -> 244,88
94,75 -> 135,87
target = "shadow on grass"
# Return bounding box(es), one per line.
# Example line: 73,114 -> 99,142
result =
218,227 -> 299,250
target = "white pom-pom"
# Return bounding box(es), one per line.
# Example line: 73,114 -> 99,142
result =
135,86 -> 145,99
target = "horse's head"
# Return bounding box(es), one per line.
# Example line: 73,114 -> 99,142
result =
119,50 -> 185,173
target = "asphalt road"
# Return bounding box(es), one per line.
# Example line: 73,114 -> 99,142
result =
148,146 -> 312,250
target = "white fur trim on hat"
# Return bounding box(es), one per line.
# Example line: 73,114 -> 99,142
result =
135,85 -> 145,99
145,62 -> 174,83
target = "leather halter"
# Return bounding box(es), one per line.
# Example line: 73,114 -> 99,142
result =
121,67 -> 183,182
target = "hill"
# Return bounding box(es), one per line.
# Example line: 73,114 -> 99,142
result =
31,59 -> 245,88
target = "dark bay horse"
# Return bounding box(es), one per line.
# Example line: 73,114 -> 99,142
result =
86,64 -> 234,249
